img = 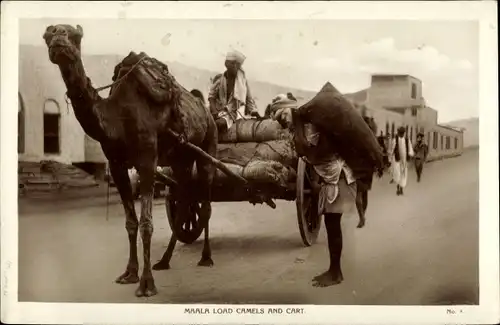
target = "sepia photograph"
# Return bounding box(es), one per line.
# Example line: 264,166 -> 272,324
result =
1,1 -> 498,324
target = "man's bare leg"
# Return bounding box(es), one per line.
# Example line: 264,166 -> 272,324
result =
312,213 -> 344,287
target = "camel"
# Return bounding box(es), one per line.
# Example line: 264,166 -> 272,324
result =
43,24 -> 219,297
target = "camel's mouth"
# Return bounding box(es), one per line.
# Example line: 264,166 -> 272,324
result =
48,43 -> 78,64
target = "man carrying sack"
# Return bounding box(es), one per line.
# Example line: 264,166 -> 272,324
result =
208,50 -> 260,134
270,82 -> 384,287
271,94 -> 358,287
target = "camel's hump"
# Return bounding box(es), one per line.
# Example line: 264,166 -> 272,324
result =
120,51 -> 150,67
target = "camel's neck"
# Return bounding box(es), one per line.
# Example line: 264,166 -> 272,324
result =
58,59 -> 105,141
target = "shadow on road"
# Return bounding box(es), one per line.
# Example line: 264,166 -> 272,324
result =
180,235 -> 305,254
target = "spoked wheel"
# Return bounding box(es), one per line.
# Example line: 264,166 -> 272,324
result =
295,158 -> 322,246
165,187 -> 204,244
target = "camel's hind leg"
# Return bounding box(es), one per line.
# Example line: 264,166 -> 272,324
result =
196,158 -> 215,267
153,158 -> 195,270
197,120 -> 217,267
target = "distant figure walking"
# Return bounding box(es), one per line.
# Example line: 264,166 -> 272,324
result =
391,126 -> 414,195
386,134 -> 395,183
413,132 -> 429,182
377,131 -> 389,169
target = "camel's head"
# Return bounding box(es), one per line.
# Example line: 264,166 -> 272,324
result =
43,24 -> 83,65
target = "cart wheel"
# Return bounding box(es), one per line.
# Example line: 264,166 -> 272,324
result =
296,158 -> 322,246
165,187 -> 204,244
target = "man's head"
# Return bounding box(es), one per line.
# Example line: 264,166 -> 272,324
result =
225,50 -> 246,77
417,132 -> 424,142
43,24 -> 84,65
397,126 -> 406,137
270,94 -> 298,129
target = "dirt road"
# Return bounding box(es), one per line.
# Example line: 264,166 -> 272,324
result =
18,149 -> 479,305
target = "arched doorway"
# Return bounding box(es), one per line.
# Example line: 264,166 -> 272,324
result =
43,99 -> 61,154
18,92 -> 25,153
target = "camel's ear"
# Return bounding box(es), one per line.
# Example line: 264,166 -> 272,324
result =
76,25 -> 84,37
43,25 -> 55,40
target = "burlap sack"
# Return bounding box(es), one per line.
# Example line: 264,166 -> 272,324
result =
296,82 -> 384,175
159,160 -> 296,188
219,119 -> 292,143
216,140 -> 298,168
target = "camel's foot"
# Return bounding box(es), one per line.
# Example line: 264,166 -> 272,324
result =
312,270 -> 343,287
357,217 -> 366,229
115,270 -> 139,284
135,275 -> 158,297
152,259 -> 170,271
197,256 -> 214,267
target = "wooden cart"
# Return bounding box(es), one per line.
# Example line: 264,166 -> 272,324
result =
154,129 -> 322,247
157,155 -> 323,248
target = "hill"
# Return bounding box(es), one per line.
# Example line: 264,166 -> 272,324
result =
443,117 -> 479,148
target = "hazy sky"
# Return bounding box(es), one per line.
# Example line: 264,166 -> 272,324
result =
20,19 -> 479,122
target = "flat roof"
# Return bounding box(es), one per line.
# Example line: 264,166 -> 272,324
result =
436,124 -> 464,133
371,74 -> 421,82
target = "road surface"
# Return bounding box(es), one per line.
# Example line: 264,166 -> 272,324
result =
18,149 -> 479,305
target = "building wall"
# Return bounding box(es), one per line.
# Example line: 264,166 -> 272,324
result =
18,46 -> 85,164
350,74 -> 463,161
426,125 -> 464,160
19,45 -> 120,164
444,118 -> 479,148
368,75 -> 425,109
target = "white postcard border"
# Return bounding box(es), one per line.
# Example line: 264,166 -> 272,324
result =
1,1 -> 498,324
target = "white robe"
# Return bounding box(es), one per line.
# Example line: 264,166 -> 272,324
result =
390,136 -> 414,188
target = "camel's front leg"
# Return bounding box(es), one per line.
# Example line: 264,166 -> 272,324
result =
109,162 -> 140,285
135,158 -> 158,297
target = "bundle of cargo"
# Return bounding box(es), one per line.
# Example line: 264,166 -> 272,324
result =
157,119 -> 298,189
160,159 -> 296,189
294,82 -> 384,176
218,119 -> 292,143
216,140 -> 298,167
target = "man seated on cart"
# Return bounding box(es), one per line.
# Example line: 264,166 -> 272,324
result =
270,95 -> 358,287
208,50 -> 260,134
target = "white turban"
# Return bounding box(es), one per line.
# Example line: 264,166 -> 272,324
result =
226,50 -> 246,65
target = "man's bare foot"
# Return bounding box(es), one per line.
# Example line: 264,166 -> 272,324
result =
312,270 -> 343,287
